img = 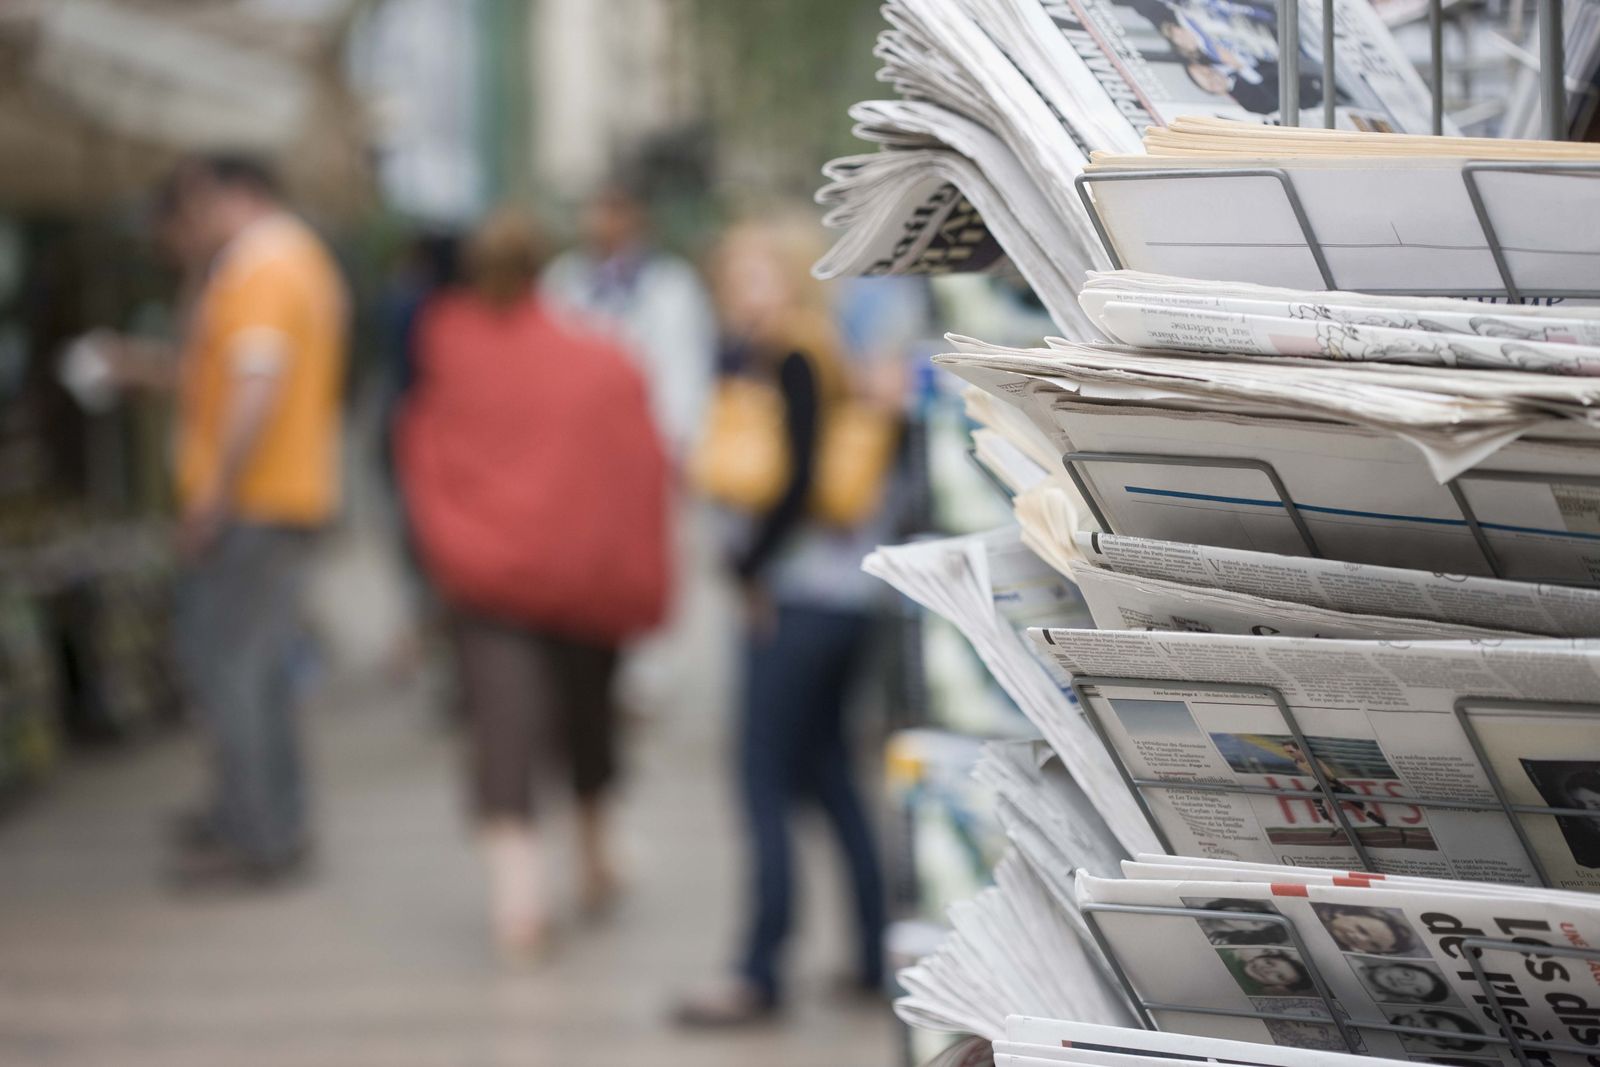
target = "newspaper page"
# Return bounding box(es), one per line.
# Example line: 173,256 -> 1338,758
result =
864,530 -> 1161,854
815,147 -> 1095,334
896,852 -> 1139,1039
1080,272 -> 1600,345
1077,870 -> 1600,1067
1075,532 -> 1600,637
976,740 -> 1129,880
974,427 -> 1053,495
1068,565 -> 1526,639
1030,629 -> 1600,890
1089,301 -> 1600,375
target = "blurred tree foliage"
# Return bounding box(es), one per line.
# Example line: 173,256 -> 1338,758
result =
685,0 -> 886,194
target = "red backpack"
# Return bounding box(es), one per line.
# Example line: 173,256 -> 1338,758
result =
398,293 -> 671,642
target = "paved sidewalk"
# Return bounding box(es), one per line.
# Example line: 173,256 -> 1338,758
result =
0,676 -> 895,1067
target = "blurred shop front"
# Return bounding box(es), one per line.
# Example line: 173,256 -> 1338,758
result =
0,0 -> 382,799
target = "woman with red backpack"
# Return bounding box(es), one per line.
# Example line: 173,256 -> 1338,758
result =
396,209 -> 671,958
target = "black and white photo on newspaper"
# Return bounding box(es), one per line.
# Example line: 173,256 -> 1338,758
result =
1077,868 -> 1600,1067
1010,0 -> 1436,134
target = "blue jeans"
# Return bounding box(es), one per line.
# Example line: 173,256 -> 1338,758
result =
176,524 -> 314,866
737,603 -> 886,1004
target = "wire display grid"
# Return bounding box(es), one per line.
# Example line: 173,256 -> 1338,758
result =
1062,450 -> 1600,584
1073,162 -> 1600,300
1274,0 -> 1562,135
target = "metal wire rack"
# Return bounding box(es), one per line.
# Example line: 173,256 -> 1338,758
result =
1284,0 -> 1568,135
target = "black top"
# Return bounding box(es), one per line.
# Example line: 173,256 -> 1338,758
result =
735,351 -> 819,582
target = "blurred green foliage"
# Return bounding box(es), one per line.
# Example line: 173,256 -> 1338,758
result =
687,0 -> 886,193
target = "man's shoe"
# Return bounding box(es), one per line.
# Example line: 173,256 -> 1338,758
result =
672,978 -> 779,1029
168,840 -> 311,893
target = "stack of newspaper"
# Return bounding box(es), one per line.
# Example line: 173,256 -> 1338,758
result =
872,259 -> 1600,1062
813,0 -> 1440,331
1078,120 -> 1600,294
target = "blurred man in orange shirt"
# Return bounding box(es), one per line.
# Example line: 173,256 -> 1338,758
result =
148,157 -> 348,887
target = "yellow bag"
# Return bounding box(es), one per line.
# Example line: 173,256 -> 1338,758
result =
811,398 -> 899,526
690,370 -> 900,527
689,377 -> 789,514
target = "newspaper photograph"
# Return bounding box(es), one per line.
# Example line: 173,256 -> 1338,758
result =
1465,707 -> 1600,892
1077,870 -> 1600,1067
1030,629 -> 1600,889
1013,0 -> 1436,134
1074,532 -> 1600,638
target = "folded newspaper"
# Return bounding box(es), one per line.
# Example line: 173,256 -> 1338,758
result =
941,340 -> 1600,579
814,0 -> 1441,331
1073,531 -> 1600,638
1081,270 -> 1600,374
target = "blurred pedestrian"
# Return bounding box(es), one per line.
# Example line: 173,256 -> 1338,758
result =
397,209 -> 671,958
114,156 -> 349,887
541,181 -> 715,457
675,217 -> 893,1026
375,232 -> 459,681
543,181 -> 720,729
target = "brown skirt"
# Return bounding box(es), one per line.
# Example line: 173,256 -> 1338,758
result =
448,610 -> 620,820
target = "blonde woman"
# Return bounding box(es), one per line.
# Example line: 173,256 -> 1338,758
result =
676,217 -> 889,1025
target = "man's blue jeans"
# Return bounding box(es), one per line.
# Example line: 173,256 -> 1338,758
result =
175,524 -> 314,866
